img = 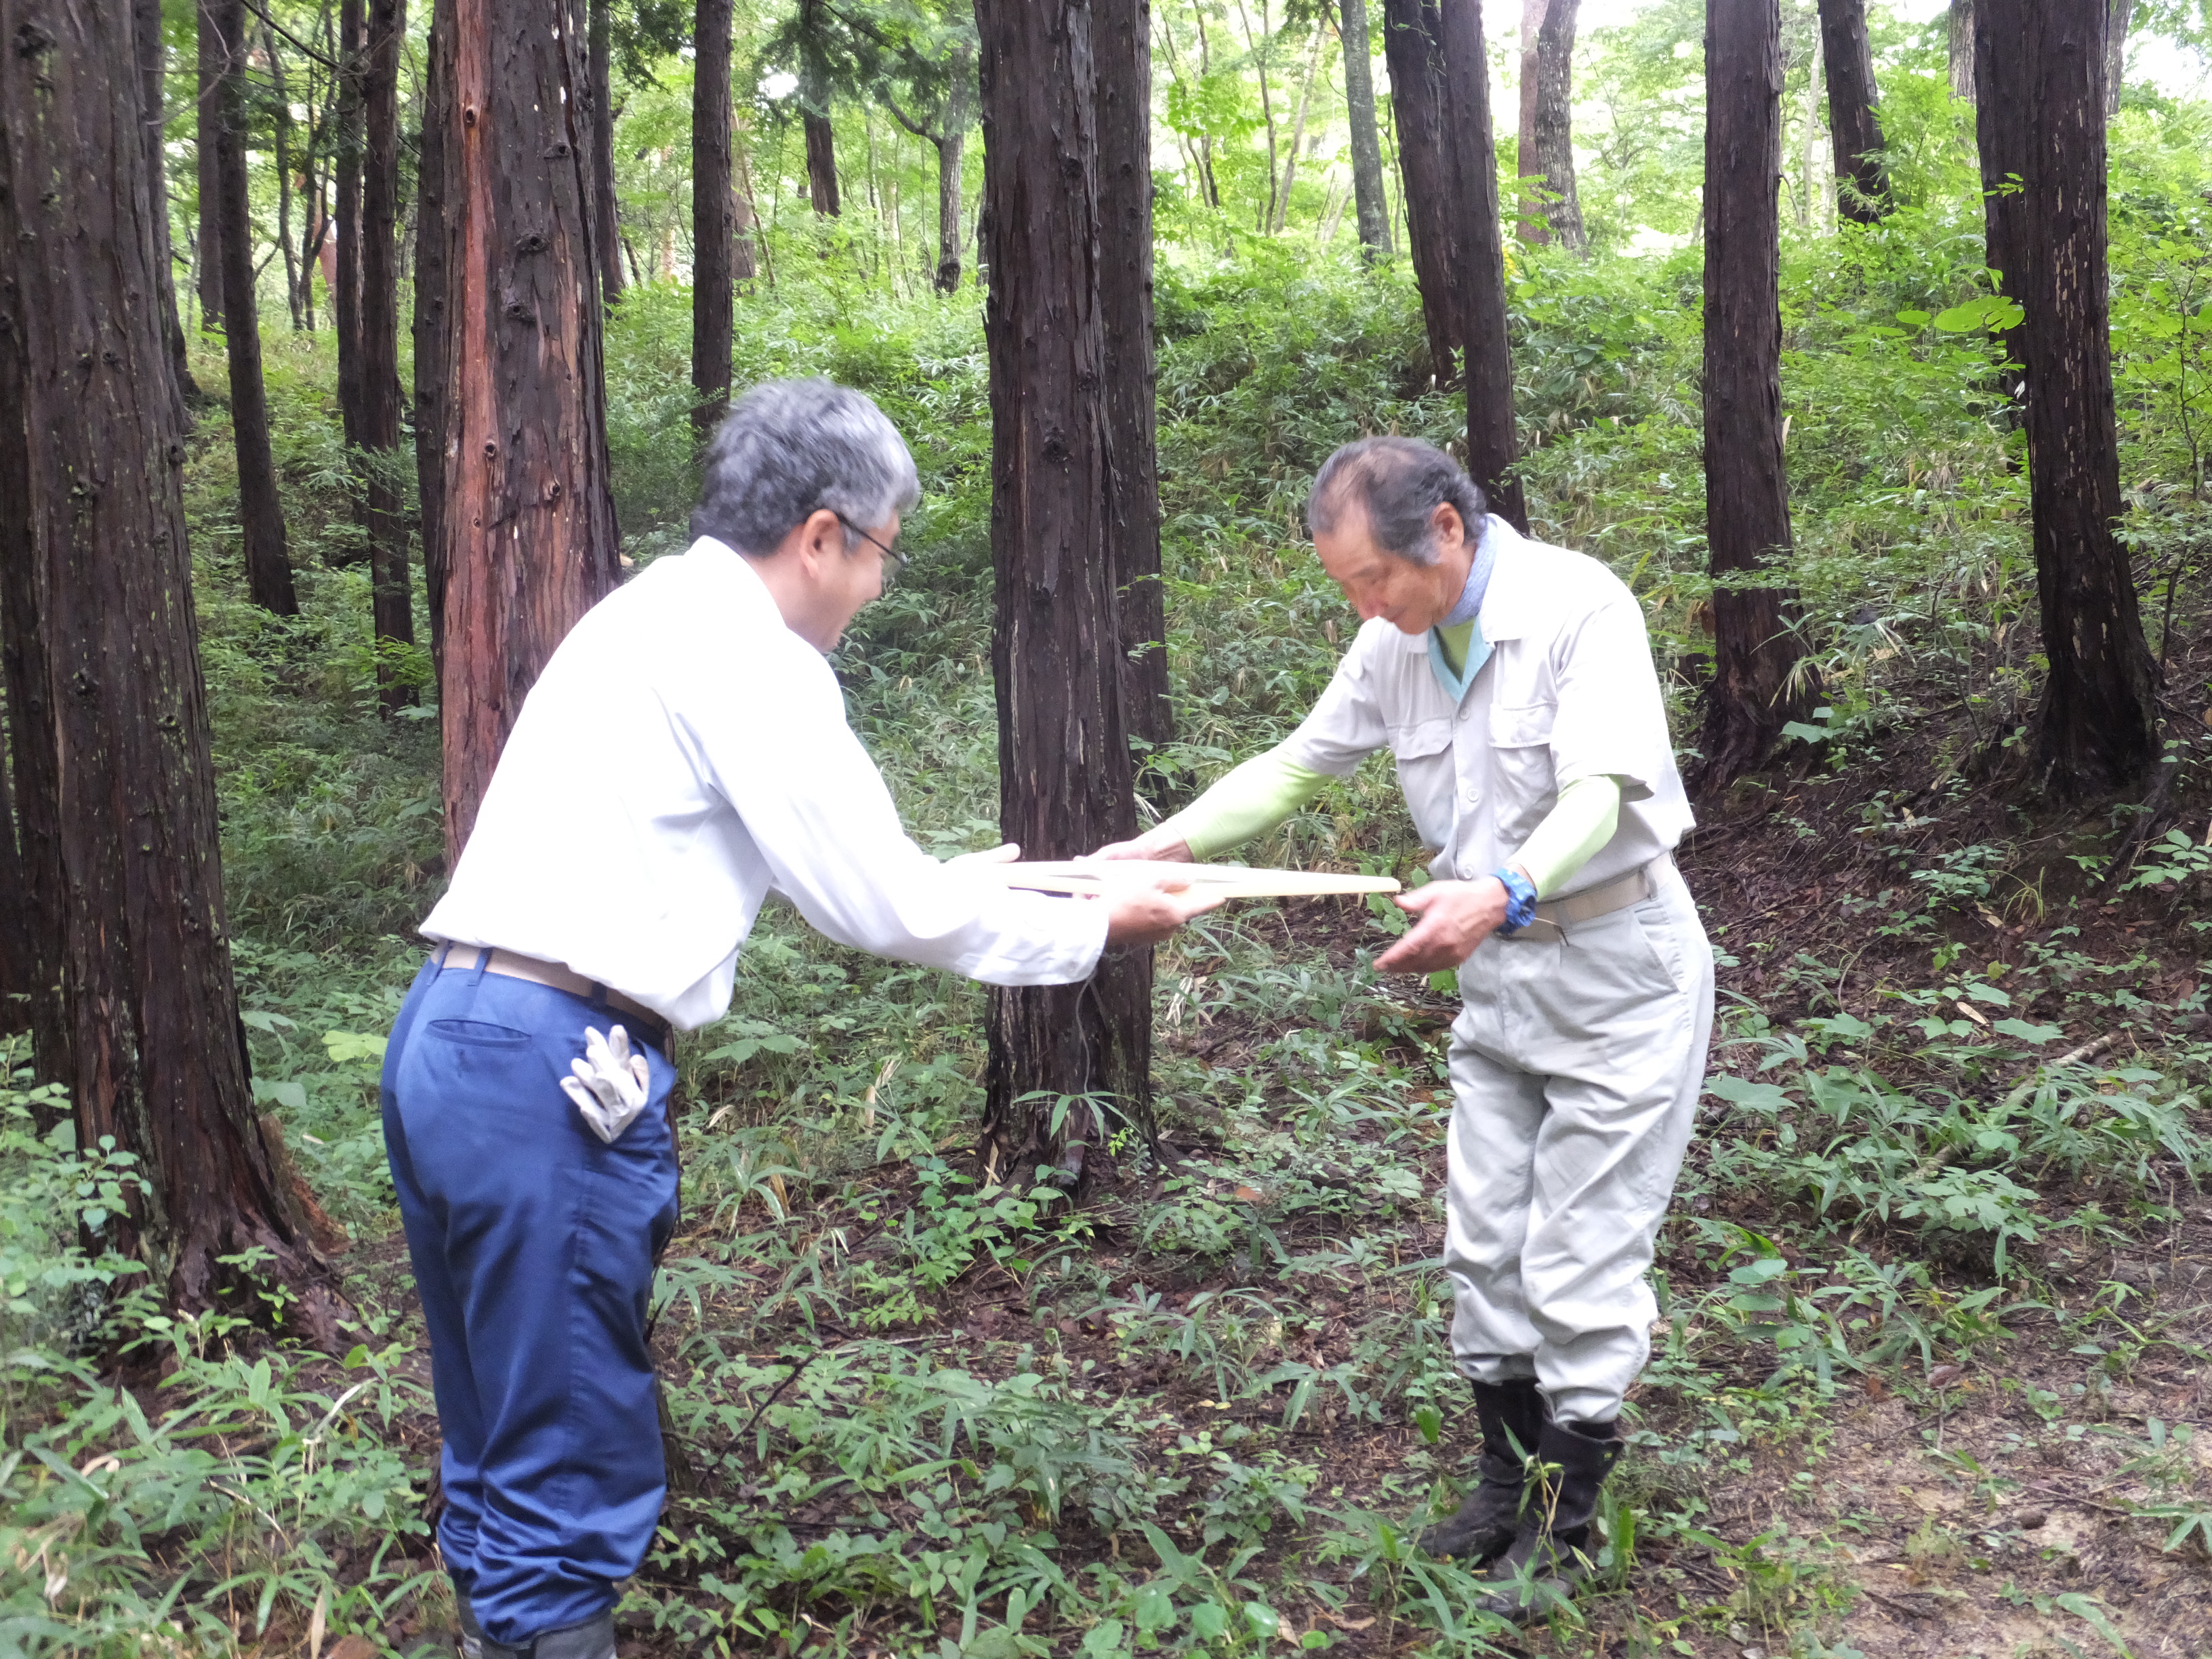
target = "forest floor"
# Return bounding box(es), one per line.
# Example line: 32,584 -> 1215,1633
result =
282,684 -> 2212,1659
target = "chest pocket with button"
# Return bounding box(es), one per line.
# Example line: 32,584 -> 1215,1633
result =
1387,718 -> 1458,851
1488,701 -> 1559,852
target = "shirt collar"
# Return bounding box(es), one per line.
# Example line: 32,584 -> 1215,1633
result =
1391,514 -> 1529,652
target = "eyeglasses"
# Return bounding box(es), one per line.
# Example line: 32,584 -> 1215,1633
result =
836,516 -> 905,584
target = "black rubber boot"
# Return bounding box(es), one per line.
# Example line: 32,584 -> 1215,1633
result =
454,1584 -> 486,1659
1416,1378 -> 1548,1563
1473,1418 -> 1623,1623
455,1599 -> 615,1659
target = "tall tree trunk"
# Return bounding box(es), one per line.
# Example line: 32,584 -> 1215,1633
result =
732,108 -> 758,285
693,0 -> 734,434
1521,0 -> 1584,251
932,45 -> 973,293
588,0 -> 624,304
1237,0 -> 1281,234
932,131 -> 964,291
1380,0 -> 1457,380
436,0 -> 621,859
136,0 -> 199,420
0,0 -> 338,1332
1797,25 -> 1824,228
335,0 -> 365,448
1273,21 -> 1324,234
1337,0 -> 1392,258
213,0 -> 299,615
800,0 -> 840,216
976,0 -> 1151,1193
1948,0 -> 1974,98
270,29 -> 302,329
1694,0 -> 1812,790
1099,0 -> 1170,757
196,0 -> 225,331
1815,0 -> 1888,222
2102,0 -> 2131,117
415,0 -> 453,685
1433,0 -> 1528,530
1975,0 -> 2153,796
363,0 -> 413,712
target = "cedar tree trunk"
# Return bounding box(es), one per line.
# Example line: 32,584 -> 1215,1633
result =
1975,0 -> 2154,795
364,0 -> 414,710
800,0 -> 840,216
2102,0 -> 2130,117
0,0 -> 340,1332
1949,0 -> 1974,98
1518,0 -> 1585,251
136,0 -> 197,422
335,0 -> 365,449
1382,0 -> 1456,380
589,0 -> 623,304
932,45 -> 974,293
693,0 -> 734,433
195,0 -> 224,330
976,0 -> 1152,1193
1098,0 -> 1170,758
1338,0 -> 1392,259
213,0 -> 298,615
1815,0 -> 1888,222
1382,0 -> 1530,533
1694,0 -> 1814,790
415,0 -> 452,682
1433,0 -> 1528,529
434,0 -> 621,859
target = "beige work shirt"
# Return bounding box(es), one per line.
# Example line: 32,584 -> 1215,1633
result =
1277,516 -> 1694,890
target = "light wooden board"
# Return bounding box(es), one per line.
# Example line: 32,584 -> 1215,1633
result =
985,859 -> 1401,899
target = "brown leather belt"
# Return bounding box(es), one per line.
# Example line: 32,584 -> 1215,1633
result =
1507,857 -> 1669,943
435,945 -> 670,1050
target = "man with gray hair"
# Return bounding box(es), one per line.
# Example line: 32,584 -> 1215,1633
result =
1097,435 -> 1711,1620
384,378 -> 1216,1659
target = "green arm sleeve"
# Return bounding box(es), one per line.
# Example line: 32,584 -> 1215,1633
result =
1509,774 -> 1624,897
1153,745 -> 1332,861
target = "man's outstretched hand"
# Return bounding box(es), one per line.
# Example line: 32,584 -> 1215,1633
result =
1088,827 -> 1194,864
1374,877 -> 1510,974
953,838 -> 1218,945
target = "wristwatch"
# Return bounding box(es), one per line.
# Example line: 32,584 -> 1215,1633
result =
1492,867 -> 1538,934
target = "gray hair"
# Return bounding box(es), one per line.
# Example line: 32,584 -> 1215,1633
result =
1306,436 -> 1488,565
691,378 -> 921,555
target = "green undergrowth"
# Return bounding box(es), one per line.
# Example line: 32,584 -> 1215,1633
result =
8,69 -> 2212,1657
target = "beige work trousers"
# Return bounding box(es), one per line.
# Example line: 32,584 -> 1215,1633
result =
1443,858 -> 1714,1425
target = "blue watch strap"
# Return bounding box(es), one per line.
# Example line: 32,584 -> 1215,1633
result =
1492,867 -> 1538,933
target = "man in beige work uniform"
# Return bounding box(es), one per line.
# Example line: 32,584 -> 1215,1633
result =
1102,437 -> 1714,1618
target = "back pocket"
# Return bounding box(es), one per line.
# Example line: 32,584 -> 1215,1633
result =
426,1019 -> 532,1048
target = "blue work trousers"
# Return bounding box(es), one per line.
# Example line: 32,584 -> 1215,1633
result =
381,953 -> 681,1646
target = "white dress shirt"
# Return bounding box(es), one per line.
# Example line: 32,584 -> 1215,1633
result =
420,537 -> 1108,1030
1277,516 -> 1694,889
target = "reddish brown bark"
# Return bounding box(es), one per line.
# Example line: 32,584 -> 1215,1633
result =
1815,0 -> 1889,222
1975,0 -> 2154,796
977,0 -> 1151,1191
800,0 -> 840,216
212,0 -> 298,615
693,0 -> 734,432
435,0 -> 621,859
0,0 -> 338,1330
1694,0 -> 1815,791
415,0 -> 453,682
363,0 -> 414,711
1098,0 -> 1170,760
136,0 -> 197,423
195,0 -> 224,330
335,0 -> 365,447
588,0 -> 623,305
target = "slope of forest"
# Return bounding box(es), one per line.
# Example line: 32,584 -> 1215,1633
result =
5,5 -> 2212,1659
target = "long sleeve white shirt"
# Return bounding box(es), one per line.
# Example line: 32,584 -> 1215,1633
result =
419,537 -> 1107,1030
